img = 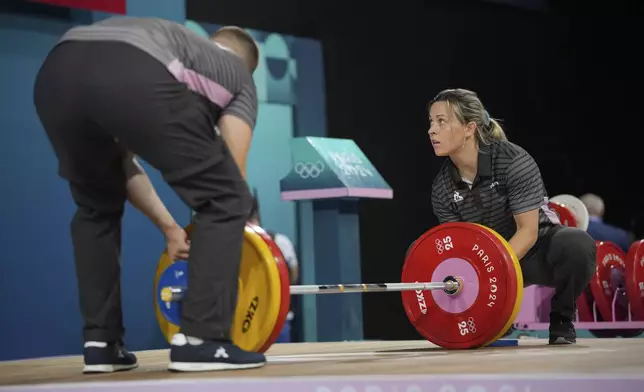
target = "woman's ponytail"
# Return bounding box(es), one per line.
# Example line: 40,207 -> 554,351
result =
487,118 -> 507,141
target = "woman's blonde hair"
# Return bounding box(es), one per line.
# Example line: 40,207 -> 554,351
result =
429,88 -> 506,145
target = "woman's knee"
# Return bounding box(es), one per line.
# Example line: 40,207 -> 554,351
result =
551,227 -> 597,272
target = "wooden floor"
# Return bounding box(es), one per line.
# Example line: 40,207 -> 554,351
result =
1,338 -> 644,386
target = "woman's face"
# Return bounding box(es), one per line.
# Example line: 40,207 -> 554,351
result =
427,101 -> 470,157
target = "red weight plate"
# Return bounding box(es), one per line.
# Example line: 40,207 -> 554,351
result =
576,290 -> 594,322
589,241 -> 629,322
249,224 -> 291,353
548,202 -> 577,228
625,240 -> 644,321
401,222 -> 519,349
578,272 -> 634,338
580,288 -> 628,338
30,0 -> 126,14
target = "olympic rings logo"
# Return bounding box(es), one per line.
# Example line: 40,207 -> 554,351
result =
435,239 -> 444,254
295,161 -> 325,179
458,317 -> 477,336
467,317 -> 476,333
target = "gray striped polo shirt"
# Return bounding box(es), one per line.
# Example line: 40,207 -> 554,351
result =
58,17 -> 258,129
431,140 -> 561,251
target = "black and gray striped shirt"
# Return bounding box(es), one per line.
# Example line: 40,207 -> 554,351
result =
58,17 -> 258,129
431,140 -> 561,249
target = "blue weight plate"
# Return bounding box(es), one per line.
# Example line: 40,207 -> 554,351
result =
157,260 -> 188,326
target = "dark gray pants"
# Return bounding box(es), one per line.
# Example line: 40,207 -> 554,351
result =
33,41 -> 251,343
521,226 -> 597,321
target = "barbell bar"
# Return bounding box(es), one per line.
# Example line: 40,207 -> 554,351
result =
160,276 -> 463,303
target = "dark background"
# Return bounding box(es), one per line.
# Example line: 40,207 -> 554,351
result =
187,0 -> 643,340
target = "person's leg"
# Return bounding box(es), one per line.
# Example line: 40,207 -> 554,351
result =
68,167 -> 138,373
77,41 -> 263,370
33,42 -> 137,373
544,227 -> 596,343
160,148 -> 265,371
519,226 -> 596,344
68,177 -> 126,344
164,151 -> 251,341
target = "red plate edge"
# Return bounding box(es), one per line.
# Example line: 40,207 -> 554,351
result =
625,240 -> 644,321
576,290 -> 594,321
590,241 -> 627,322
248,224 -> 291,353
549,202 -> 578,228
475,224 -> 520,348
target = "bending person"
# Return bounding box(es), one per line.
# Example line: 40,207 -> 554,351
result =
33,17 -> 264,373
427,88 -> 596,345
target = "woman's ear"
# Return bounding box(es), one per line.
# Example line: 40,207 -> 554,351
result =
465,121 -> 477,137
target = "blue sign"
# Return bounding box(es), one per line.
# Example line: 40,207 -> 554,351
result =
280,137 -> 393,201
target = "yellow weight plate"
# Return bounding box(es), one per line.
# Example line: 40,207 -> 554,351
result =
154,247 -> 179,344
154,224 -> 282,352
474,223 -> 524,346
231,225 -> 282,351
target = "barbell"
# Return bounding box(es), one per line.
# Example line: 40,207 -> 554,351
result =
155,221 -> 524,352
154,194 -> 644,349
161,279 -> 463,302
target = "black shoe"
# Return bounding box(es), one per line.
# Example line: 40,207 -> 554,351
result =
83,341 -> 138,373
168,333 -> 266,372
549,314 -> 577,345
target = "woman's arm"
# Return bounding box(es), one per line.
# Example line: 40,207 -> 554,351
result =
505,152 -> 547,260
509,209 -> 539,259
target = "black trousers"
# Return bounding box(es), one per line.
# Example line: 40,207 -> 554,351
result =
33,41 -> 252,343
521,226 -> 597,321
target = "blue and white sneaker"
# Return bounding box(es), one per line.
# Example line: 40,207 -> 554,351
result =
82,341 -> 138,373
168,333 -> 266,372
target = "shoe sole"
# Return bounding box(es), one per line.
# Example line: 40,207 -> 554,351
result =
548,337 -> 576,345
168,361 -> 266,372
83,363 -> 139,373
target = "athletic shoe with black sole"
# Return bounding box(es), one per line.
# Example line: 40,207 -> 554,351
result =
549,315 -> 577,345
168,333 -> 266,372
83,341 -> 138,373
